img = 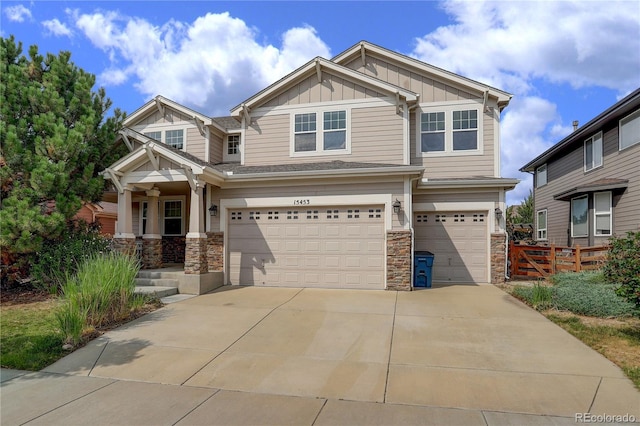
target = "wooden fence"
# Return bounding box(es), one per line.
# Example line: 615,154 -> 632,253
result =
509,242 -> 609,279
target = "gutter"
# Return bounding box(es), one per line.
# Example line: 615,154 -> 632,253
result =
222,165 -> 425,181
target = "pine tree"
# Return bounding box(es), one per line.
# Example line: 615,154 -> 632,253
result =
0,36 -> 126,255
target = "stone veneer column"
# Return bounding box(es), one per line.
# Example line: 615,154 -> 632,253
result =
142,187 -> 162,269
206,232 -> 224,271
185,237 -> 208,274
386,230 -> 412,291
112,237 -> 136,256
491,233 -> 506,284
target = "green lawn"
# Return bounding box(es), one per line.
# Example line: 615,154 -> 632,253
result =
1,298 -> 68,370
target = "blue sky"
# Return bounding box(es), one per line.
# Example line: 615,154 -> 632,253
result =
3,1 -> 640,205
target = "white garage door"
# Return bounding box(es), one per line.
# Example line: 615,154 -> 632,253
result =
227,206 -> 385,289
414,211 -> 488,283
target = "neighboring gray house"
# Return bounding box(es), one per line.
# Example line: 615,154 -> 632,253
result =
521,89 -> 640,247
104,41 -> 518,293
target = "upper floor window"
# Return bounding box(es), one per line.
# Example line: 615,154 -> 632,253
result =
584,132 -> 603,172
144,131 -> 162,141
292,109 -> 350,156
536,209 -> 547,240
594,191 -> 612,236
620,109 -> 640,150
571,195 -> 588,237
227,134 -> 240,155
165,129 -> 184,150
536,164 -> 547,188
418,102 -> 482,156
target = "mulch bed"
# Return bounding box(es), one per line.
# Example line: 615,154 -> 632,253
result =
1,287 -> 54,306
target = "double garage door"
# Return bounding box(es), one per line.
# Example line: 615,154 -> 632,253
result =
414,211 -> 488,283
227,205 -> 385,289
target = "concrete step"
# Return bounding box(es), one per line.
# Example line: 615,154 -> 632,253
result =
135,277 -> 180,287
134,286 -> 179,298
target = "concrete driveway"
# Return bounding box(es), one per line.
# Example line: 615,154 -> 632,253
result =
2,284 -> 639,425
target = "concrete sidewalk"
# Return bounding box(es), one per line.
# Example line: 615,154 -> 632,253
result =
2,284 -> 639,425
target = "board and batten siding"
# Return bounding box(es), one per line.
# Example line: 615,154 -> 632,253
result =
535,124 -> 640,246
212,179 -> 407,232
133,108 -> 192,126
262,73 -> 385,108
410,107 -> 496,178
243,104 -> 404,166
343,55 -> 478,103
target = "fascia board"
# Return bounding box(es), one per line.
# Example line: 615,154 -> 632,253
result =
417,178 -> 520,190
223,166 -> 424,182
124,95 -> 213,127
230,58 -> 418,116
333,41 -> 512,104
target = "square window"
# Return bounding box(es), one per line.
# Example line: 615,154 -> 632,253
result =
165,129 -> 184,150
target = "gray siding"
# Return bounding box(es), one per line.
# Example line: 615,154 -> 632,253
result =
535,121 -> 640,246
243,104 -> 404,166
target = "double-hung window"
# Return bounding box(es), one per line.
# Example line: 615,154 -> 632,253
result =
292,109 -> 349,155
227,134 -> 240,155
620,109 -> 640,150
165,129 -> 184,150
536,209 -> 547,240
536,164 -> 547,188
571,195 -> 588,237
594,192 -> 612,236
418,103 -> 481,155
144,131 -> 162,141
584,132 -> 603,171
163,200 -> 183,236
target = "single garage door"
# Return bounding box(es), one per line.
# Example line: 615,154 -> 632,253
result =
414,211 -> 488,283
228,205 -> 385,289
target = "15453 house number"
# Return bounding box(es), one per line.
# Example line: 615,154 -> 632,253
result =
293,199 -> 310,205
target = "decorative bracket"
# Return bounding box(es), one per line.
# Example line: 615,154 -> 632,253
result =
181,164 -> 197,191
360,42 -> 366,66
155,97 -> 165,117
145,145 -> 160,171
105,168 -> 124,193
483,90 -> 490,113
315,58 -> 322,83
120,132 -> 134,152
194,116 -> 206,137
241,104 -> 251,127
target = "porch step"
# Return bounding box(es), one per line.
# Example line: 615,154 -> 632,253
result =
134,286 -> 179,298
135,277 -> 180,287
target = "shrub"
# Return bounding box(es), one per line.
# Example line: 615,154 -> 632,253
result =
553,280 -> 636,318
57,252 -> 140,345
31,220 -> 111,293
603,231 -> 640,308
513,283 -> 553,310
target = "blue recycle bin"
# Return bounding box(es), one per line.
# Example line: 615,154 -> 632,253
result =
414,251 -> 434,288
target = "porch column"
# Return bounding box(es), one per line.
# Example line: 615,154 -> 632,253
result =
113,188 -> 136,256
142,187 -> 162,269
185,182 -> 207,274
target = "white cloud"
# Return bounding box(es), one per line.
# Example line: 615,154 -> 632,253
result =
410,0 -> 640,205
73,11 -> 330,116
42,18 -> 73,37
4,4 -> 32,22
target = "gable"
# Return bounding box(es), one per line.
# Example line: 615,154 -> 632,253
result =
129,108 -> 194,128
342,55 -> 478,103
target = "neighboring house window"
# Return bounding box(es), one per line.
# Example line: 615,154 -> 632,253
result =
584,132 -> 603,171
571,195 -> 588,237
294,113 -> 317,152
323,111 -> 346,150
536,164 -> 547,188
292,109 -> 349,155
594,191 -> 612,236
165,129 -> 184,150
420,112 -> 445,152
227,134 -> 240,155
144,131 -> 162,141
163,200 -> 183,235
418,102 -> 482,155
536,209 -> 547,240
452,109 -> 478,151
619,109 -> 640,150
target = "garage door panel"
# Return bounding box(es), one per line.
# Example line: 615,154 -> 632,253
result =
228,205 -> 385,288
415,211 -> 488,283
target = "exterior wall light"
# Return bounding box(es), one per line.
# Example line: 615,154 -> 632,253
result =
393,199 -> 401,214
495,207 -> 503,219
209,204 -> 218,217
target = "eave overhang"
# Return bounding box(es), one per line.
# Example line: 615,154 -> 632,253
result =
332,41 -> 512,110
553,178 -> 629,201
222,165 -> 425,182
417,177 -> 520,191
230,57 -> 419,116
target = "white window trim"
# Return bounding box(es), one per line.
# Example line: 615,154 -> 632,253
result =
536,164 -> 547,188
584,132 -> 603,172
570,195 -> 589,238
161,198 -> 185,236
619,109 -> 640,151
416,100 -> 484,157
594,191 -> 612,237
536,209 -> 547,241
138,201 -> 148,237
289,107 -> 351,157
135,124 -> 189,152
224,134 -> 241,162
